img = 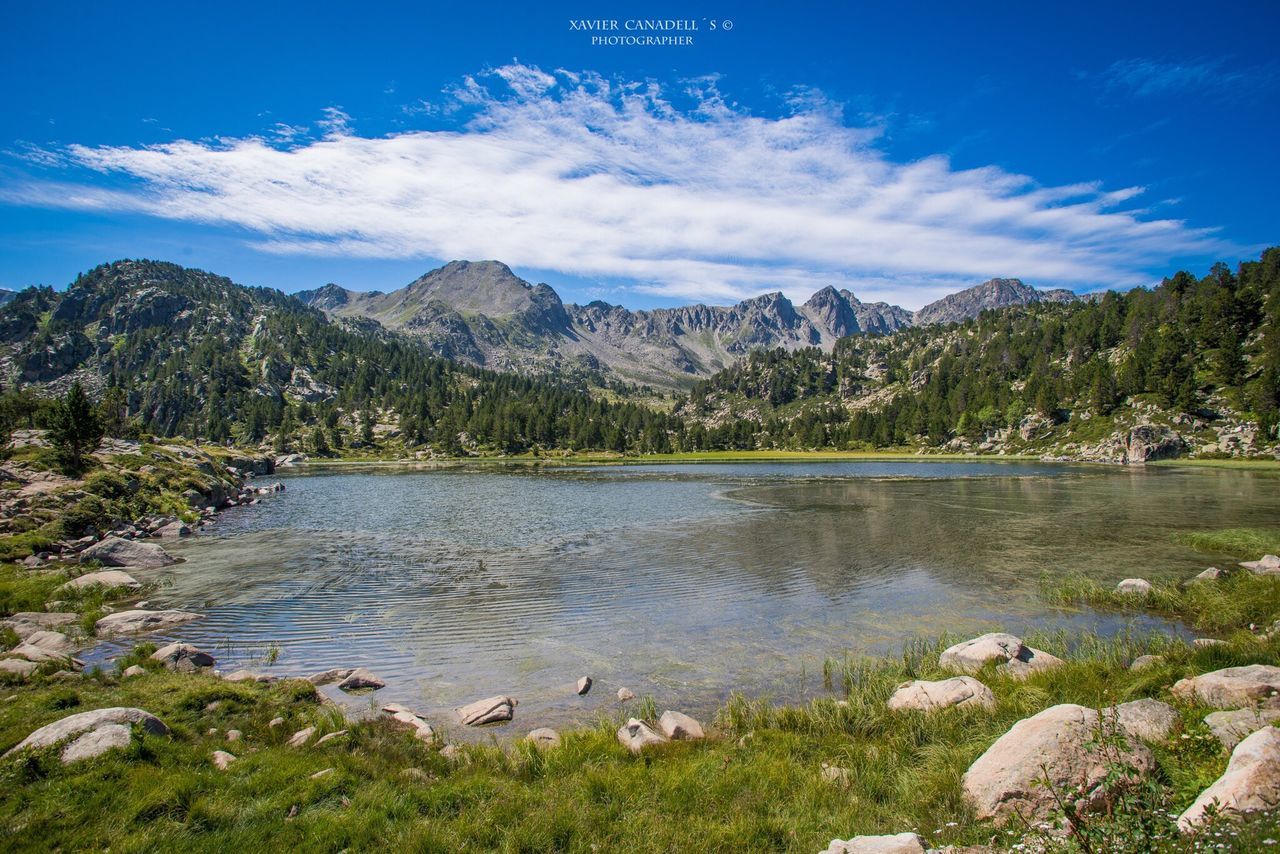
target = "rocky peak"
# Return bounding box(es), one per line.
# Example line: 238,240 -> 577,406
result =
913,277 -> 1078,326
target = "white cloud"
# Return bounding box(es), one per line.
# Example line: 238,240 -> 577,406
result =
1,64 -> 1236,308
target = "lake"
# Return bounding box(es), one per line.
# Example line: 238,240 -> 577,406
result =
86,460 -> 1280,736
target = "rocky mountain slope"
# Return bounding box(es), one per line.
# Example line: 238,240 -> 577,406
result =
297,261 -> 1070,388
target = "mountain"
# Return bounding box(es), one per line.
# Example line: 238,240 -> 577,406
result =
0,289 -> 14,307
913,278 -> 1077,326
296,262 -> 1058,387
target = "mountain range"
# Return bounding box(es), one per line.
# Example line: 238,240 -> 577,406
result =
298,261 -> 1078,387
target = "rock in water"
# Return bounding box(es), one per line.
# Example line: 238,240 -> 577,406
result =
150,642 -> 215,671
617,687 -> 635,702
455,696 -> 517,726
336,668 -> 385,691
79,536 -> 177,568
658,710 -> 705,740
94,609 -> 202,637
57,570 -> 141,593
60,723 -> 133,764
307,667 -> 355,686
962,703 -> 1156,823
822,833 -> 927,854
1241,554 -> 1280,574
1178,727 -> 1280,830
1115,578 -> 1153,595
1204,709 -> 1280,749
155,521 -> 192,539
616,718 -> 668,753
576,676 -> 592,695
887,677 -> 995,712
1191,566 -> 1234,582
3,707 -> 168,758
526,728 -> 561,749
381,704 -> 435,741
1171,665 -> 1280,709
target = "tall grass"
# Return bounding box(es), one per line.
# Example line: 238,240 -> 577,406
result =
1042,572 -> 1280,633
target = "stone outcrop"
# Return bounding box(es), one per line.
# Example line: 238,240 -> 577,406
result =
1171,665 -> 1280,709
1178,726 -> 1280,830
4,707 -> 168,758
2,611 -> 77,639
887,676 -> 995,712
962,703 -> 1156,823
58,569 -> 141,593
616,718 -> 668,753
821,833 -> 927,854
79,536 -> 177,568
456,696 -> 517,726
1204,709 -> 1280,749
94,609 -> 201,636
61,723 -> 133,764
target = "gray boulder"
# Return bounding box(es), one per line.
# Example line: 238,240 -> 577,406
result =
1172,665 -> 1280,709
0,659 -> 38,679
822,834 -> 926,854
658,710 -> 705,740
1241,554 -> 1280,575
887,676 -> 995,712
212,750 -> 237,770
526,728 -> 562,749
1111,698 -> 1179,742
154,521 -> 192,539
60,723 -> 132,764
58,570 -> 141,593
381,703 -> 435,741
1130,654 -> 1164,671
938,632 -> 1063,679
79,536 -> 177,568
616,718 -> 668,753
456,695 -> 517,726
336,667 -> 384,692
3,707 -> 168,757
2,611 -> 77,640
1204,709 -> 1280,749
150,642 -> 215,671
576,676 -> 592,695
1179,726 -> 1280,830
1115,578 -> 1153,595
94,609 -> 202,637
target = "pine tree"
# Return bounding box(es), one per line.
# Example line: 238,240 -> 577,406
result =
48,382 -> 103,475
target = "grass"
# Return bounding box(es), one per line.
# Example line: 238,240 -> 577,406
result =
1042,572 -> 1280,634
1150,458 -> 1280,472
1178,527 -> 1280,560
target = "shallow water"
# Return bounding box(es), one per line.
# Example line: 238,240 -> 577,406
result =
87,460 -> 1280,735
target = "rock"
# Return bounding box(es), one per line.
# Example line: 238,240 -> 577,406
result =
962,703 -> 1156,823
1191,566 -> 1234,582
616,718 -> 668,753
150,642 -> 215,671
658,710 -> 705,740
5,643 -> 76,666
212,750 -> 236,770
576,676 -> 592,695
226,730 -> 242,742
79,536 -> 177,568
4,707 -> 168,757
1193,638 -> 1227,648
1130,654 -> 1164,671
1124,423 -> 1186,464
821,833 -> 927,854
886,676 -> 995,713
310,768 -> 334,780
0,659 -> 38,679
58,570 -> 141,593
60,723 -> 132,764
1205,709 -> 1280,749
440,744 -> 463,762
223,669 -> 275,683
336,667 -> 384,692
1111,698 -> 1179,742
1116,578 -> 1153,595
938,632 -> 1023,673
2,611 -> 77,640
268,716 -> 285,728
526,727 -> 561,749
314,730 -> 347,746
155,521 -> 192,539
1178,727 -> 1280,830
456,695 -> 517,726
998,646 -> 1065,679
381,704 -> 435,741
286,726 -> 315,748
307,667 -> 355,686
94,609 -> 202,637
820,763 -> 852,786
1241,555 -> 1280,575
617,687 -> 635,702
22,630 -> 72,653
1172,665 -> 1280,709
122,665 -> 146,677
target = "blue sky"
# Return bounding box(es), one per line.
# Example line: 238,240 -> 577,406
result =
1,0 -> 1277,310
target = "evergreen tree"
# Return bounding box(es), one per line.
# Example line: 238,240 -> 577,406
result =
48,382 -> 103,475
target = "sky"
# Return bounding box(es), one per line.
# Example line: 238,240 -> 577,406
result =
1,1 -> 1277,311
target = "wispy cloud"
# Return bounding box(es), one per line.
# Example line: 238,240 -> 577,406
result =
1,65 -> 1235,307
1090,57 -> 1270,99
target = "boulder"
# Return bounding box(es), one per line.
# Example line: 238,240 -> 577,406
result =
22,630 -> 72,653
381,703 -> 435,741
1111,698 -> 1179,742
939,633 -> 1023,672
314,730 -> 347,746
1130,654 -> 1164,671
822,834 -> 927,854
79,536 -> 177,568
150,642 -> 215,671
1204,709 -> 1280,749
658,710 -> 705,740
307,667 -> 355,686
1191,567 -> 1234,583
226,730 -> 242,742
0,659 -> 38,679
3,707 -> 168,757
576,676 -> 592,696
286,726 -> 315,748
1241,555 -> 1280,575
821,764 -> 852,786
887,676 -> 995,713
336,667 -> 384,692
2,611 -> 77,640
998,646 -> 1065,679
1172,665 -> 1280,709
526,727 -> 561,749
60,723 -> 132,764
212,750 -> 237,770
616,718 -> 668,753
223,669 -> 275,683
94,609 -> 202,637
58,570 -> 141,593
1193,638 -> 1227,648
122,665 -> 146,677
1115,578 -> 1153,595
1178,727 -> 1280,830
155,521 -> 192,539
456,695 -> 517,726
5,643 -> 77,667
962,703 -> 1156,823
617,687 -> 635,702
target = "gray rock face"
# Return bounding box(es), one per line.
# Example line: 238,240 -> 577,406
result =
913,278 -> 1076,326
1172,665 -> 1280,709
658,710 -> 705,740
154,521 -> 192,539
616,718 -> 668,753
1191,566 -> 1234,582
94,609 -> 202,637
1179,726 -> 1280,830
150,642 -> 215,671
79,536 -> 177,568
60,723 -> 132,764
222,669 -> 275,683
822,833 -> 927,854
58,569 -> 141,593
1204,709 -> 1280,749
962,703 -> 1156,823
4,707 -> 168,757
887,676 -> 996,712
456,695 -> 517,726
23,630 -> 73,653
1123,424 -> 1186,464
